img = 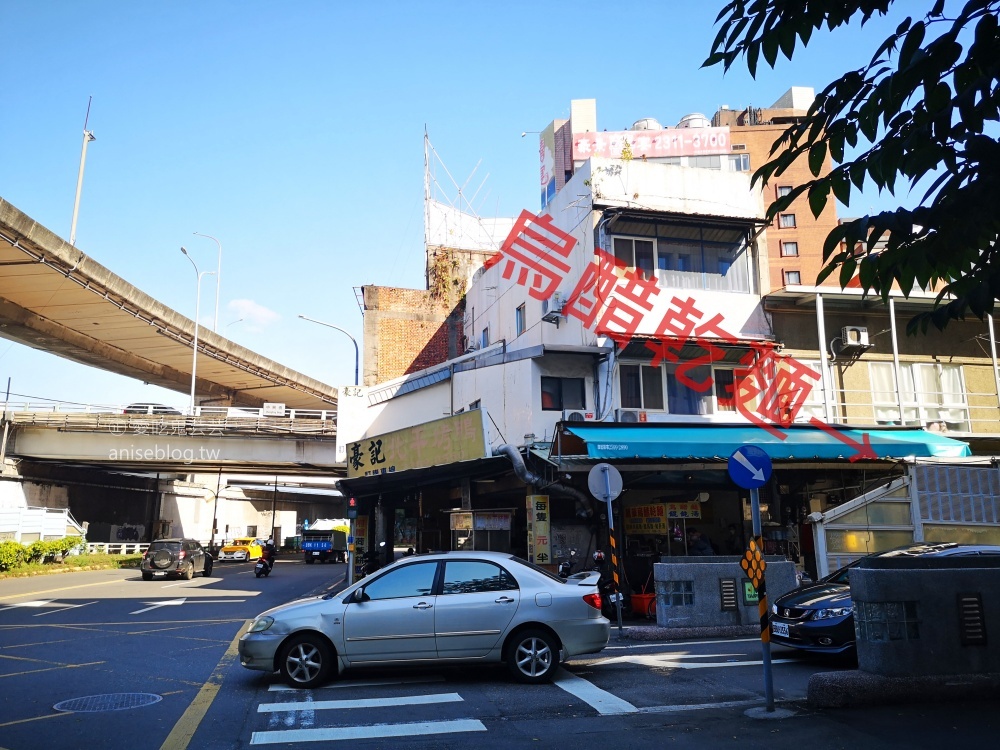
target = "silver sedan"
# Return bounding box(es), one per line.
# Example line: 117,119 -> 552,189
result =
239,550 -> 610,688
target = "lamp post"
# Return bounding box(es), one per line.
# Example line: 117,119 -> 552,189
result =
298,314 -> 359,386
193,232 -> 222,331
181,247 -> 215,415
70,97 -> 96,246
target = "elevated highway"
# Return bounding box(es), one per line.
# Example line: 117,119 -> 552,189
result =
2,404 -> 342,474
0,198 -> 337,413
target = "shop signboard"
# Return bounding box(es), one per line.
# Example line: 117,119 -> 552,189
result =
352,516 -> 369,581
526,495 -> 551,565
624,503 -> 668,534
474,512 -> 511,531
346,409 -> 489,478
450,512 -> 474,530
665,501 -> 702,519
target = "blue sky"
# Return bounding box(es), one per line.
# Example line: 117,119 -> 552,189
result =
0,1 -> 911,409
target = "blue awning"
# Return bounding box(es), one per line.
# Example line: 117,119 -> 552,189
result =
560,423 -> 971,461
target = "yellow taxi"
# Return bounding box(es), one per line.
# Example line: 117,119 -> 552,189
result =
218,537 -> 263,562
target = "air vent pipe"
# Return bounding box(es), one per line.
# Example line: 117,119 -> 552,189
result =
494,444 -> 595,518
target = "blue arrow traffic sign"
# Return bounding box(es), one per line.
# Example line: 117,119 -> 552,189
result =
728,445 -> 773,489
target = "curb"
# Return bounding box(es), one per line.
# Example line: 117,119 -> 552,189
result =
622,624 -> 759,641
808,669 -> 1000,708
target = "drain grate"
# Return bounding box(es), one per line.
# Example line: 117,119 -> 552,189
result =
53,693 -> 162,713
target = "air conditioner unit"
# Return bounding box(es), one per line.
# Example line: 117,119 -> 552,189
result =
615,409 -> 647,423
562,410 -> 595,422
542,292 -> 565,324
841,326 -> 869,347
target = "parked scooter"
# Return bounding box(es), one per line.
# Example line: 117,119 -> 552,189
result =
359,541 -> 387,579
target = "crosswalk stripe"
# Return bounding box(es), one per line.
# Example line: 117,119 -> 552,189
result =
267,675 -> 444,692
553,668 -> 638,715
250,718 -> 487,744
258,692 -> 463,713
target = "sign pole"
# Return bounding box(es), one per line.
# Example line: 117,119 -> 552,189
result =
750,486 -> 775,712
729,445 -> 777,715
603,465 -> 624,637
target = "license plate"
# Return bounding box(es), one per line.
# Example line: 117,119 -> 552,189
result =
771,621 -> 789,638
312,551 -> 320,556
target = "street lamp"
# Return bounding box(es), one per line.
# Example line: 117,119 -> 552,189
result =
298,314 -> 359,386
181,247 -> 216,415
70,96 -> 96,246
193,232 -> 223,331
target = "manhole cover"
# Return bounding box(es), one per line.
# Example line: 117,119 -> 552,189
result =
53,693 -> 162,712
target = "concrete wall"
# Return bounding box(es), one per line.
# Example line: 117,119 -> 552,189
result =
851,560 -> 1000,676
652,556 -> 797,628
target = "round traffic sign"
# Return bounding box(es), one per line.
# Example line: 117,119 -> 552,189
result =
588,462 -> 623,501
728,445 -> 773,489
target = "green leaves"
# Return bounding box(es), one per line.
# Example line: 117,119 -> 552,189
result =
707,0 -> 1000,331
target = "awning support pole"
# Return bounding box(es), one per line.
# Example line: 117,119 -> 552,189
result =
815,293 -> 834,423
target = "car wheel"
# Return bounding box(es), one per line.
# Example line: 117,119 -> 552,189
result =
507,629 -> 558,684
184,563 -> 194,580
203,557 -> 213,577
305,557 -> 314,564
279,633 -> 334,689
142,571 -> 153,581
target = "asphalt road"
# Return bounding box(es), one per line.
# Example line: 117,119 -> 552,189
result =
0,561 -> 996,749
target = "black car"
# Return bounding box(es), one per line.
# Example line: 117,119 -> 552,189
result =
141,538 -> 213,580
770,542 -> 1000,654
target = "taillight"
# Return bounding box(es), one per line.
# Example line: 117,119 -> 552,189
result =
178,550 -> 186,559
583,593 -> 602,611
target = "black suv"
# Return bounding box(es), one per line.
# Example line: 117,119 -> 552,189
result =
141,538 -> 213,580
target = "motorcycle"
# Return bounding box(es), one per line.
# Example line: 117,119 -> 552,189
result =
255,555 -> 273,578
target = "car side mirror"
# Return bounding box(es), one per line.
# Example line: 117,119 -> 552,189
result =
351,588 -> 369,603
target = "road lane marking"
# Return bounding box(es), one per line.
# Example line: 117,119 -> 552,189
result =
132,598 -> 187,614
34,601 -> 96,616
0,661 -> 105,679
597,653 -> 796,668
267,675 -> 445,691
553,668 -> 638,715
159,620 -> 249,750
258,692 -> 463,713
251,719 -> 486,744
0,579 -> 120,602
0,600 -> 53,611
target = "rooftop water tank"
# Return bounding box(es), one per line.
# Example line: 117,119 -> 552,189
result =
631,117 -> 662,131
676,113 -> 710,129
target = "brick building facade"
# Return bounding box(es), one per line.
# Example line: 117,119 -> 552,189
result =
713,89 -> 841,292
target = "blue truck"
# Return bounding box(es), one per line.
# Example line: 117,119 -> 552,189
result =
301,526 -> 348,564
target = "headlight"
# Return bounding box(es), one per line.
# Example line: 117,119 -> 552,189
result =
813,607 -> 852,620
248,616 -> 274,633
771,603 -> 778,615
